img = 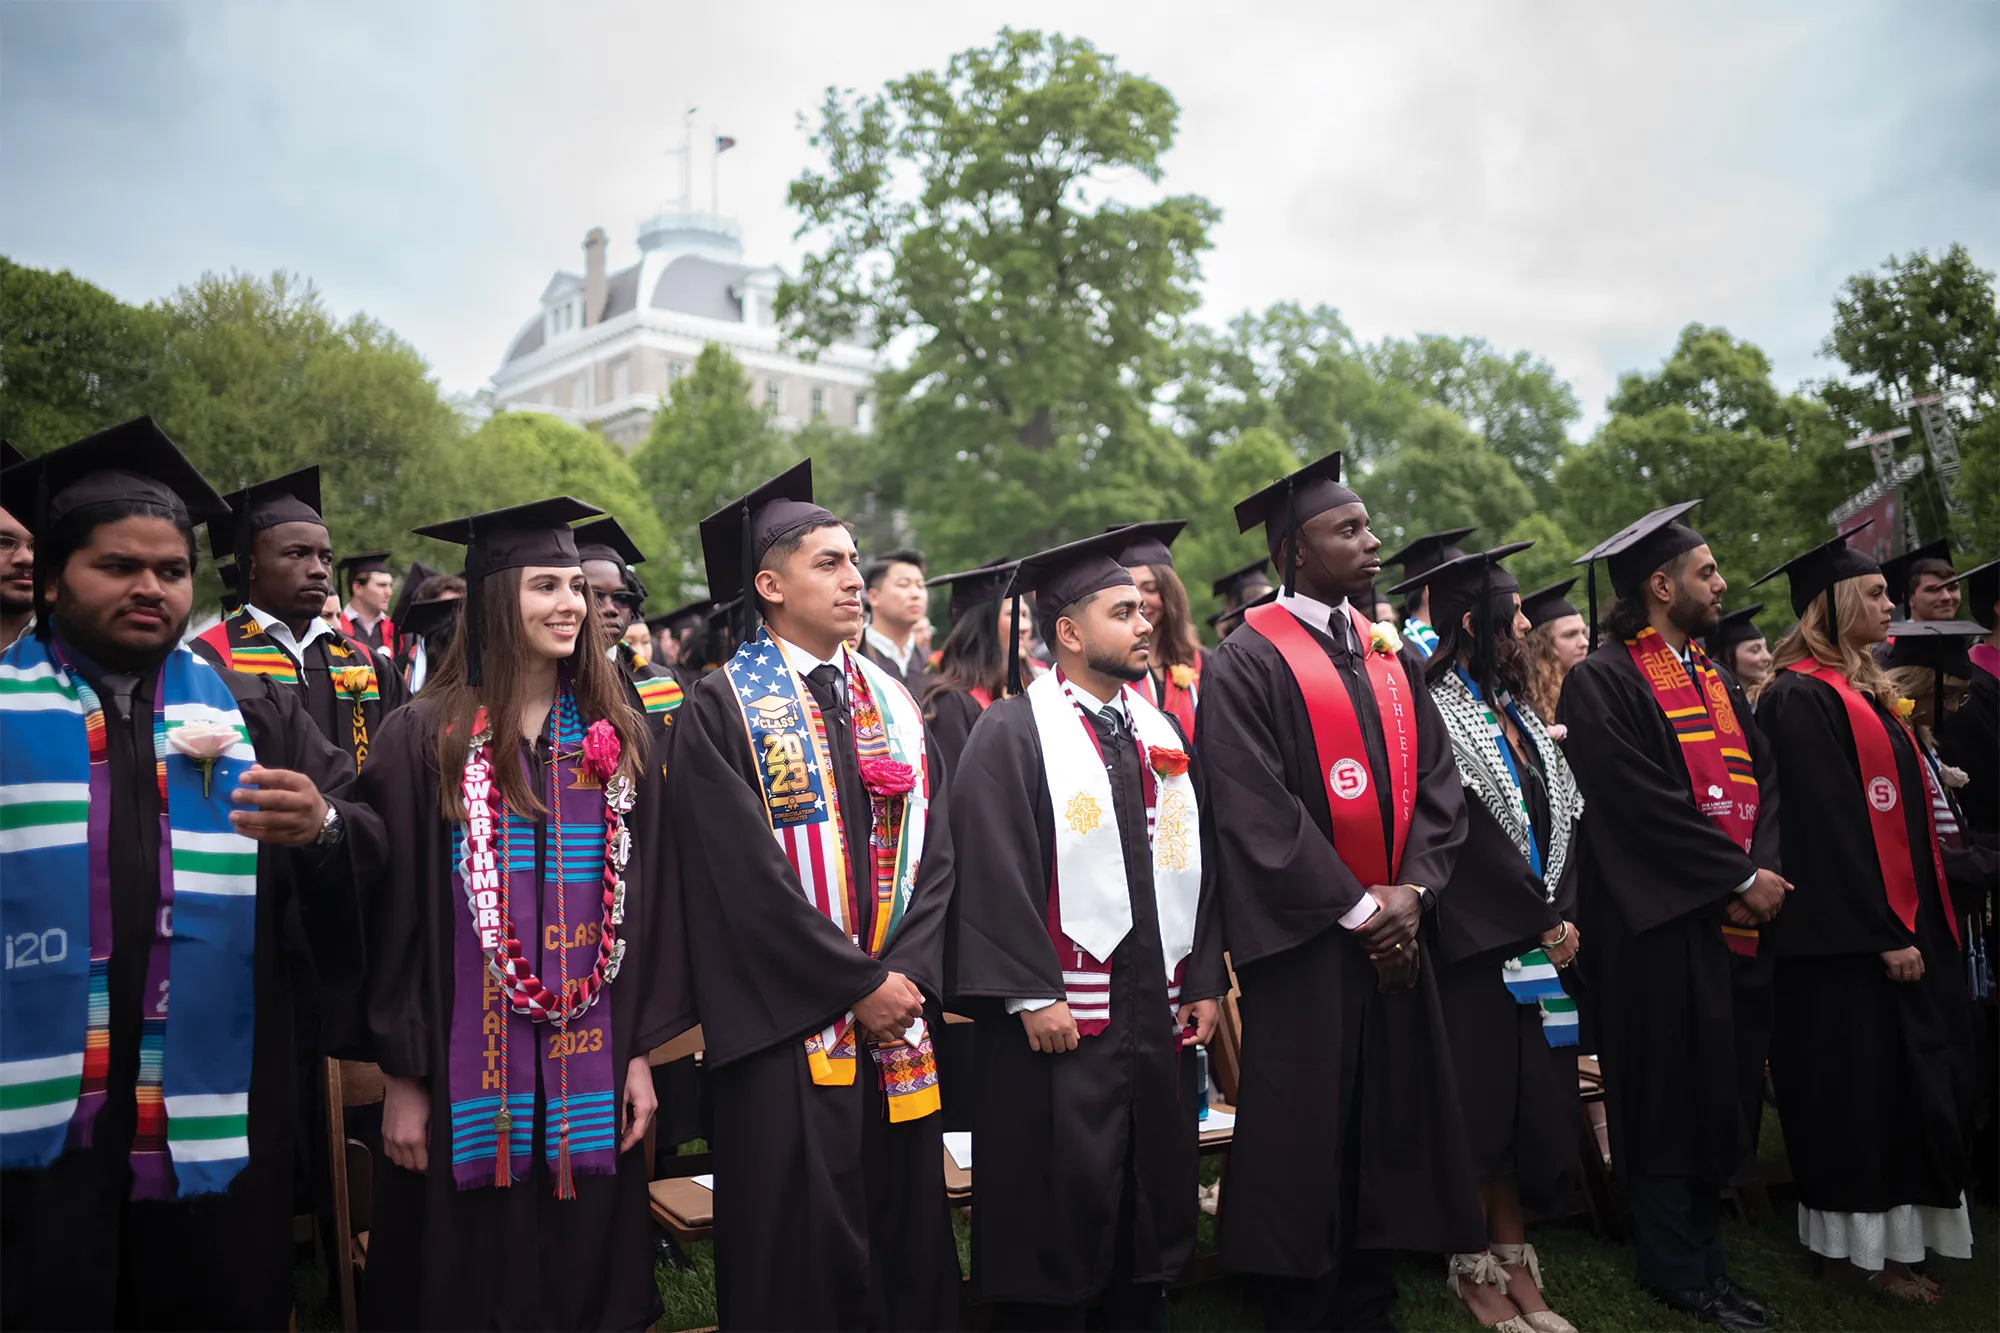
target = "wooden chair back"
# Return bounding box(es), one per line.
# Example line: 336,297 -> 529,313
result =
325,1059 -> 384,1333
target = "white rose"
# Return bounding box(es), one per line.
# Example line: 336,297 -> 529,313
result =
167,720 -> 242,761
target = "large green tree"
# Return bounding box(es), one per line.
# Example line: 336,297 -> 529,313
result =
631,343 -> 798,602
779,28 -> 1217,569
1368,334 -> 1579,506
0,258 -> 165,449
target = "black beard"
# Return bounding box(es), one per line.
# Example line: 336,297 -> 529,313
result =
50,606 -> 186,674
1668,585 -> 1718,637
1085,646 -> 1148,683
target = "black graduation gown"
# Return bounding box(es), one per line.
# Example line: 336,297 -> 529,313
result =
354,702 -> 690,1331
948,693 -> 1228,1306
1555,645 -> 1781,1186
1195,619 -> 1484,1279
1939,663 -> 1999,849
669,658 -> 962,1332
0,657 -> 383,1331
860,637 -> 935,701
1430,720 -> 1580,1218
191,611 -> 409,778
922,685 -> 987,780
1755,672 -> 1976,1213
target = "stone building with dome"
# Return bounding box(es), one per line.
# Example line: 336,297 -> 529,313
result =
488,209 -> 878,449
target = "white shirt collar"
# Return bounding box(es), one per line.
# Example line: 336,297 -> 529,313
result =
343,602 -> 382,633
863,624 -> 913,672
1060,673 -> 1130,723
772,634 -> 850,680
1275,589 -> 1355,647
247,603 -> 334,664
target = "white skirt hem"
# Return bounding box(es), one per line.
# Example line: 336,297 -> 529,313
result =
1799,1194 -> 1973,1270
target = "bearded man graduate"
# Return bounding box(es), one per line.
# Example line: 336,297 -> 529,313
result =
0,420 -> 385,1329
669,462 -> 962,1330
948,530 -> 1227,1330
193,468 -> 408,772
1557,503 -> 1786,1332
1196,452 -> 1483,1332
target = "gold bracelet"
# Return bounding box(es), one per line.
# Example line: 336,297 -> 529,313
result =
1547,921 -> 1571,950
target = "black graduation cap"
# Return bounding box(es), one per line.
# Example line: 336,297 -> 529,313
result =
0,416 -> 228,534
1883,617 -> 1985,727
336,550 -> 394,591
1943,558 -> 1998,630
1211,555 -> 1273,605
1877,538 -> 1954,606
0,440 -> 24,471
1521,577 -> 1581,630
647,598 -> 713,636
1570,500 -> 1706,650
399,595 -> 463,641
390,560 -> 443,627
926,560 -> 1020,621
1233,452 -> 1361,596
697,461 -> 839,615
209,467 -> 324,558
1103,520 -> 1186,570
412,496 -> 604,686
217,563 -> 243,618
1750,520 -> 1881,618
573,516 -> 647,569
1391,541 -> 1533,699
1003,529 -> 1140,690
1382,526 -> 1478,581
1700,604 -> 1766,656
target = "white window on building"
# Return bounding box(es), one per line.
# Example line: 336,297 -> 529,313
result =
765,379 -> 782,411
611,359 -> 630,400
810,387 -> 826,420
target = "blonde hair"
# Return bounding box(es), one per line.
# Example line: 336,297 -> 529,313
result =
1754,577 -> 1898,709
1520,621 -> 1568,725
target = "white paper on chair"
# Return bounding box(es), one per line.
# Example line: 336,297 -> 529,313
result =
942,1131 -> 974,1169
691,1173 -> 715,1191
1200,1108 -> 1235,1132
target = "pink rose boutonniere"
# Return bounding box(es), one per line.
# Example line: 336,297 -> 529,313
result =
582,719 -> 622,780
167,720 -> 243,797
861,758 -> 917,797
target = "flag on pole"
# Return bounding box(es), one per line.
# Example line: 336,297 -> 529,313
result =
716,135 -> 737,153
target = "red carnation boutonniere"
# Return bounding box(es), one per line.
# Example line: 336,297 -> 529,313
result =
1148,745 -> 1190,778
582,719 -> 622,780
861,757 -> 917,797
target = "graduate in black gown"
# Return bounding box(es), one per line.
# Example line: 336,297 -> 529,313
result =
1196,452 -> 1482,1332
336,550 -> 398,659
948,531 -> 1226,1329
1748,531 -> 1978,1301
669,463 -> 962,1331
1939,560 -> 1999,849
1381,526 -> 1475,659
0,421 -> 384,1330
575,517 -> 689,733
861,546 -> 936,697
1558,503 -> 1784,1332
356,498 -> 689,1330
1390,543 -> 1585,1333
919,560 -> 1020,778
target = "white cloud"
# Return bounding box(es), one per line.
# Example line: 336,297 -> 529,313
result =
3,0 -> 1994,430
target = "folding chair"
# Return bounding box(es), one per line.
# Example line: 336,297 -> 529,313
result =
325,1058 -> 385,1333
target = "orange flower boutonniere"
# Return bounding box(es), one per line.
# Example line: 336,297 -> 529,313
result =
1148,745 -> 1190,778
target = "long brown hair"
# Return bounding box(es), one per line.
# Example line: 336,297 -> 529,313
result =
424,565 -> 647,819
1753,577 -> 1898,710
1520,621 -> 1568,725
1146,564 -> 1202,670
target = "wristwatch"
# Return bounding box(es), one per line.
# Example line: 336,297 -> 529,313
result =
1411,884 -> 1435,912
315,801 -> 345,850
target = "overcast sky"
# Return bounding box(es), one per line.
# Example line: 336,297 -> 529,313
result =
4,1 -> 1995,429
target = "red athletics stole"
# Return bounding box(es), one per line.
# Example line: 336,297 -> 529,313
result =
1626,629 -> 1762,955
1788,662 -> 1959,946
968,686 -> 993,709
1244,600 -> 1415,887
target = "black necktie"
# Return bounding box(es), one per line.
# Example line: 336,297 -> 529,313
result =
806,664 -> 848,723
102,673 -> 141,722
1087,704 -> 1128,747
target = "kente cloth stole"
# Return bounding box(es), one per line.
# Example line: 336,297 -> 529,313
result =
1140,657 -> 1201,740
446,688 -> 620,1192
725,628 -> 939,1121
635,674 -> 684,717
197,612 -> 299,685
1625,629 -> 1762,957
1026,670 -> 1199,1035
1786,662 -> 1958,947
1245,601 -> 1416,888
0,638 -> 259,1198
1435,669 -> 1584,1048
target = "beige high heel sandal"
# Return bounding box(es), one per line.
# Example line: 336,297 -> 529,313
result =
1491,1242 -> 1577,1333
1446,1252 -> 1535,1333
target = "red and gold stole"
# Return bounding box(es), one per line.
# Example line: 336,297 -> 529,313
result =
1245,601 -> 1415,887
1787,662 -> 1958,946
1626,628 -> 1762,954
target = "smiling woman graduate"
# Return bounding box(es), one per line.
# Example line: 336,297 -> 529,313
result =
354,497 -> 688,1331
